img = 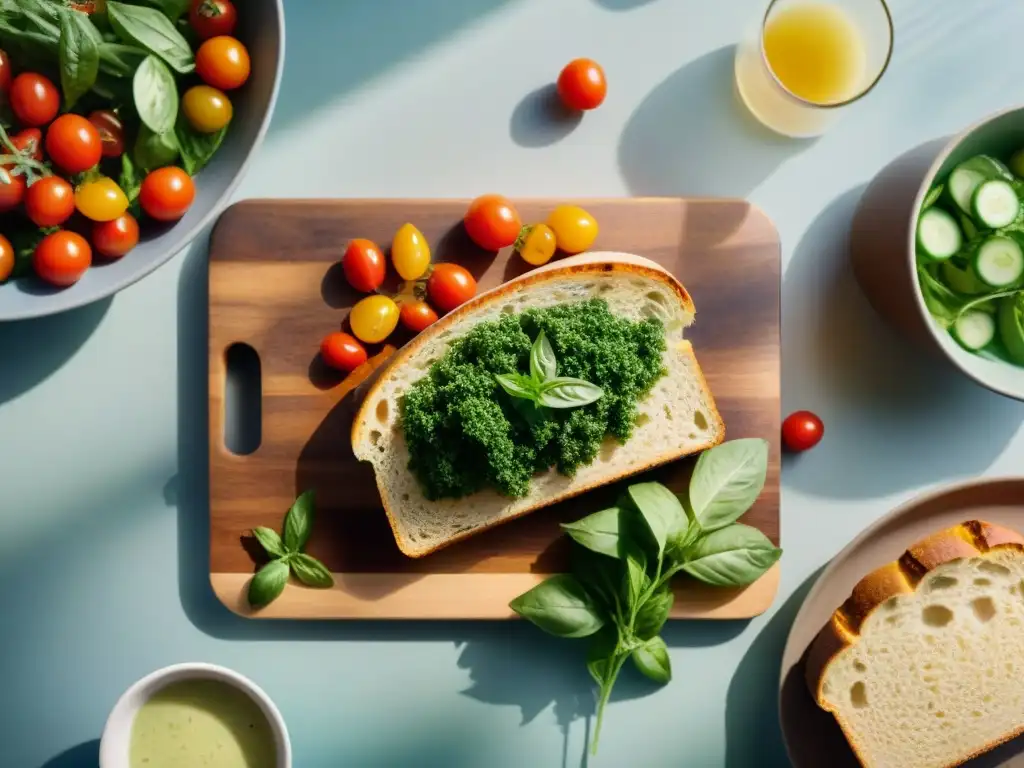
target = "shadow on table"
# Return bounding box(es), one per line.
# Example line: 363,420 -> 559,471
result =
0,296 -> 112,407
509,84 -> 583,148
618,45 -> 816,200
782,186 -> 1024,501
39,740 -> 100,768
591,0 -> 658,9
270,0 -> 513,135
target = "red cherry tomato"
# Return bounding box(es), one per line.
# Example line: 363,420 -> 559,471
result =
782,410 -> 824,452
189,0 -> 238,40
0,234 -> 13,282
0,49 -> 11,94
87,110 -> 125,158
33,231 -> 92,287
320,332 -> 367,372
9,72 -> 60,127
139,167 -> 195,221
464,194 -> 522,251
46,114 -> 103,174
25,176 -> 75,228
557,58 -> 607,111
427,264 -> 477,314
0,167 -> 26,212
195,35 -> 250,91
342,238 -> 386,293
400,300 -> 439,333
92,213 -> 140,259
11,128 -> 43,161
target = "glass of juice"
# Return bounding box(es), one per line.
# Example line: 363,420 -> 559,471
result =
734,0 -> 893,138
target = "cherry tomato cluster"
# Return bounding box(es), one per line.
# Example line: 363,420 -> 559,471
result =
319,223 -> 480,373
516,203 -> 599,266
0,0 -> 251,288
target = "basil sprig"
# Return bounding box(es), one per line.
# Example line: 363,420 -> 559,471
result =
247,490 -> 335,608
494,330 -> 604,411
509,438 -> 780,756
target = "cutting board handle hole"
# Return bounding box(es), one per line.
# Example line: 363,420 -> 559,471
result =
224,342 -> 262,456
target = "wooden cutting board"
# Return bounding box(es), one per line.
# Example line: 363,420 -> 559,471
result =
207,198 -> 781,619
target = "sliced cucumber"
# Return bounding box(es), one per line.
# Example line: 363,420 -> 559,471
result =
941,260 -> 986,295
948,155 -> 1015,214
953,310 -> 996,351
971,179 -> 1020,228
973,235 -> 1024,287
916,207 -> 962,260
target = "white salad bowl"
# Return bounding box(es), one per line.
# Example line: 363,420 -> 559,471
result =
98,662 -> 292,768
850,105 -> 1024,402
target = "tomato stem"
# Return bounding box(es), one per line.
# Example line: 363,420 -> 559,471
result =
513,224 -> 533,253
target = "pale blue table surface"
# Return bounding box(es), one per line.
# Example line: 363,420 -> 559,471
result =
4,0 -> 1024,766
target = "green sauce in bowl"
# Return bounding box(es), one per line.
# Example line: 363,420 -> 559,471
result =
129,679 -> 277,768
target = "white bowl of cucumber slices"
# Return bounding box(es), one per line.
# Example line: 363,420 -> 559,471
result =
851,105 -> 1024,402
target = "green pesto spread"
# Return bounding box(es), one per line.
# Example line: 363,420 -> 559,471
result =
399,298 -> 667,500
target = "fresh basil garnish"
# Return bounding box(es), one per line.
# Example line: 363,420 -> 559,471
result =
494,330 -> 604,412
58,8 -> 99,110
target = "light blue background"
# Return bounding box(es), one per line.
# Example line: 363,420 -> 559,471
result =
3,0 -> 1024,766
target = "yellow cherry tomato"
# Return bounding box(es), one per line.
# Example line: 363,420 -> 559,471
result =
516,223 -> 557,266
349,295 -> 399,344
391,223 -> 431,281
182,84 -> 233,133
546,204 -> 598,255
75,177 -> 129,222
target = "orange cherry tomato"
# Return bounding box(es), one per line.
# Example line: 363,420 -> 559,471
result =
46,114 -> 103,174
33,231 -> 92,287
189,0 -> 238,40
0,234 -> 13,282
464,194 -> 521,251
342,238 -> 386,293
11,128 -> 43,161
195,36 -> 251,91
0,167 -> 26,212
25,176 -> 75,227
92,213 -> 140,259
320,332 -> 368,372
400,300 -> 439,333
139,167 -> 195,221
9,72 -> 59,127
87,110 -> 125,158
427,264 -> 477,314
557,58 -> 607,111
782,410 -> 824,452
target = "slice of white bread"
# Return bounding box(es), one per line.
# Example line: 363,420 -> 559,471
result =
806,520 -> 1024,768
351,251 -> 725,558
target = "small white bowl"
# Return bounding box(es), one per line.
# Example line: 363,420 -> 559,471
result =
99,662 -> 291,768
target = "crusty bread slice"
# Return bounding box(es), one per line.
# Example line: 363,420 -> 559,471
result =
806,520 -> 1024,768
351,251 -> 725,558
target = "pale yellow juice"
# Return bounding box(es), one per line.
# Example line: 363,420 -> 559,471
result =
129,679 -> 277,768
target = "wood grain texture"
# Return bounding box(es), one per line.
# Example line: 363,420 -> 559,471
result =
208,197 -> 781,619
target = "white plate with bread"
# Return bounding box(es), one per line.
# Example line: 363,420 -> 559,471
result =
781,478 -> 1024,768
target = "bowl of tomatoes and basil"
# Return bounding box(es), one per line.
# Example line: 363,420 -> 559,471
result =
0,0 -> 283,321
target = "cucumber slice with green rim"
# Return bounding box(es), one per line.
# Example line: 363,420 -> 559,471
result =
971,179 -> 1020,228
941,260 -> 987,295
973,235 -> 1024,287
917,207 -> 962,260
953,310 -> 996,351
948,155 -> 1015,214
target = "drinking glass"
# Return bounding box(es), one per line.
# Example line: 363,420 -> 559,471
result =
734,0 -> 894,138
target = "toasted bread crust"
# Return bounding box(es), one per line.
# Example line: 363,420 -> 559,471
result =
806,520 -> 1024,768
350,252 -> 721,558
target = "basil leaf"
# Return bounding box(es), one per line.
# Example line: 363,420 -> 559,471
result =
631,636 -> 671,684
175,113 -> 227,175
283,489 -> 315,553
509,573 -> 605,639
251,526 -> 285,559
681,523 -> 782,587
137,0 -> 191,22
561,506 -> 622,559
634,583 -> 673,640
917,265 -> 963,328
530,330 -> 557,382
508,395 -> 546,428
133,54 -> 177,135
58,9 -> 99,110
494,372 -> 538,402
133,123 -> 179,171
118,151 -> 141,215
536,377 -> 604,409
626,482 -> 688,561
586,624 -> 620,686
570,546 -> 621,614
620,534 -> 649,608
921,183 -> 944,210
999,294 -> 1024,364
289,553 -> 335,588
688,438 -> 769,532
106,1 -> 194,73
247,559 -> 290,608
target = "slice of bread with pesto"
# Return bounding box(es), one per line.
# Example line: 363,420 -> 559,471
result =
351,251 -> 725,558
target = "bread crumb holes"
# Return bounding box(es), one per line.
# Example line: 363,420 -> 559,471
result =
922,605 -> 954,628
850,681 -> 867,708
